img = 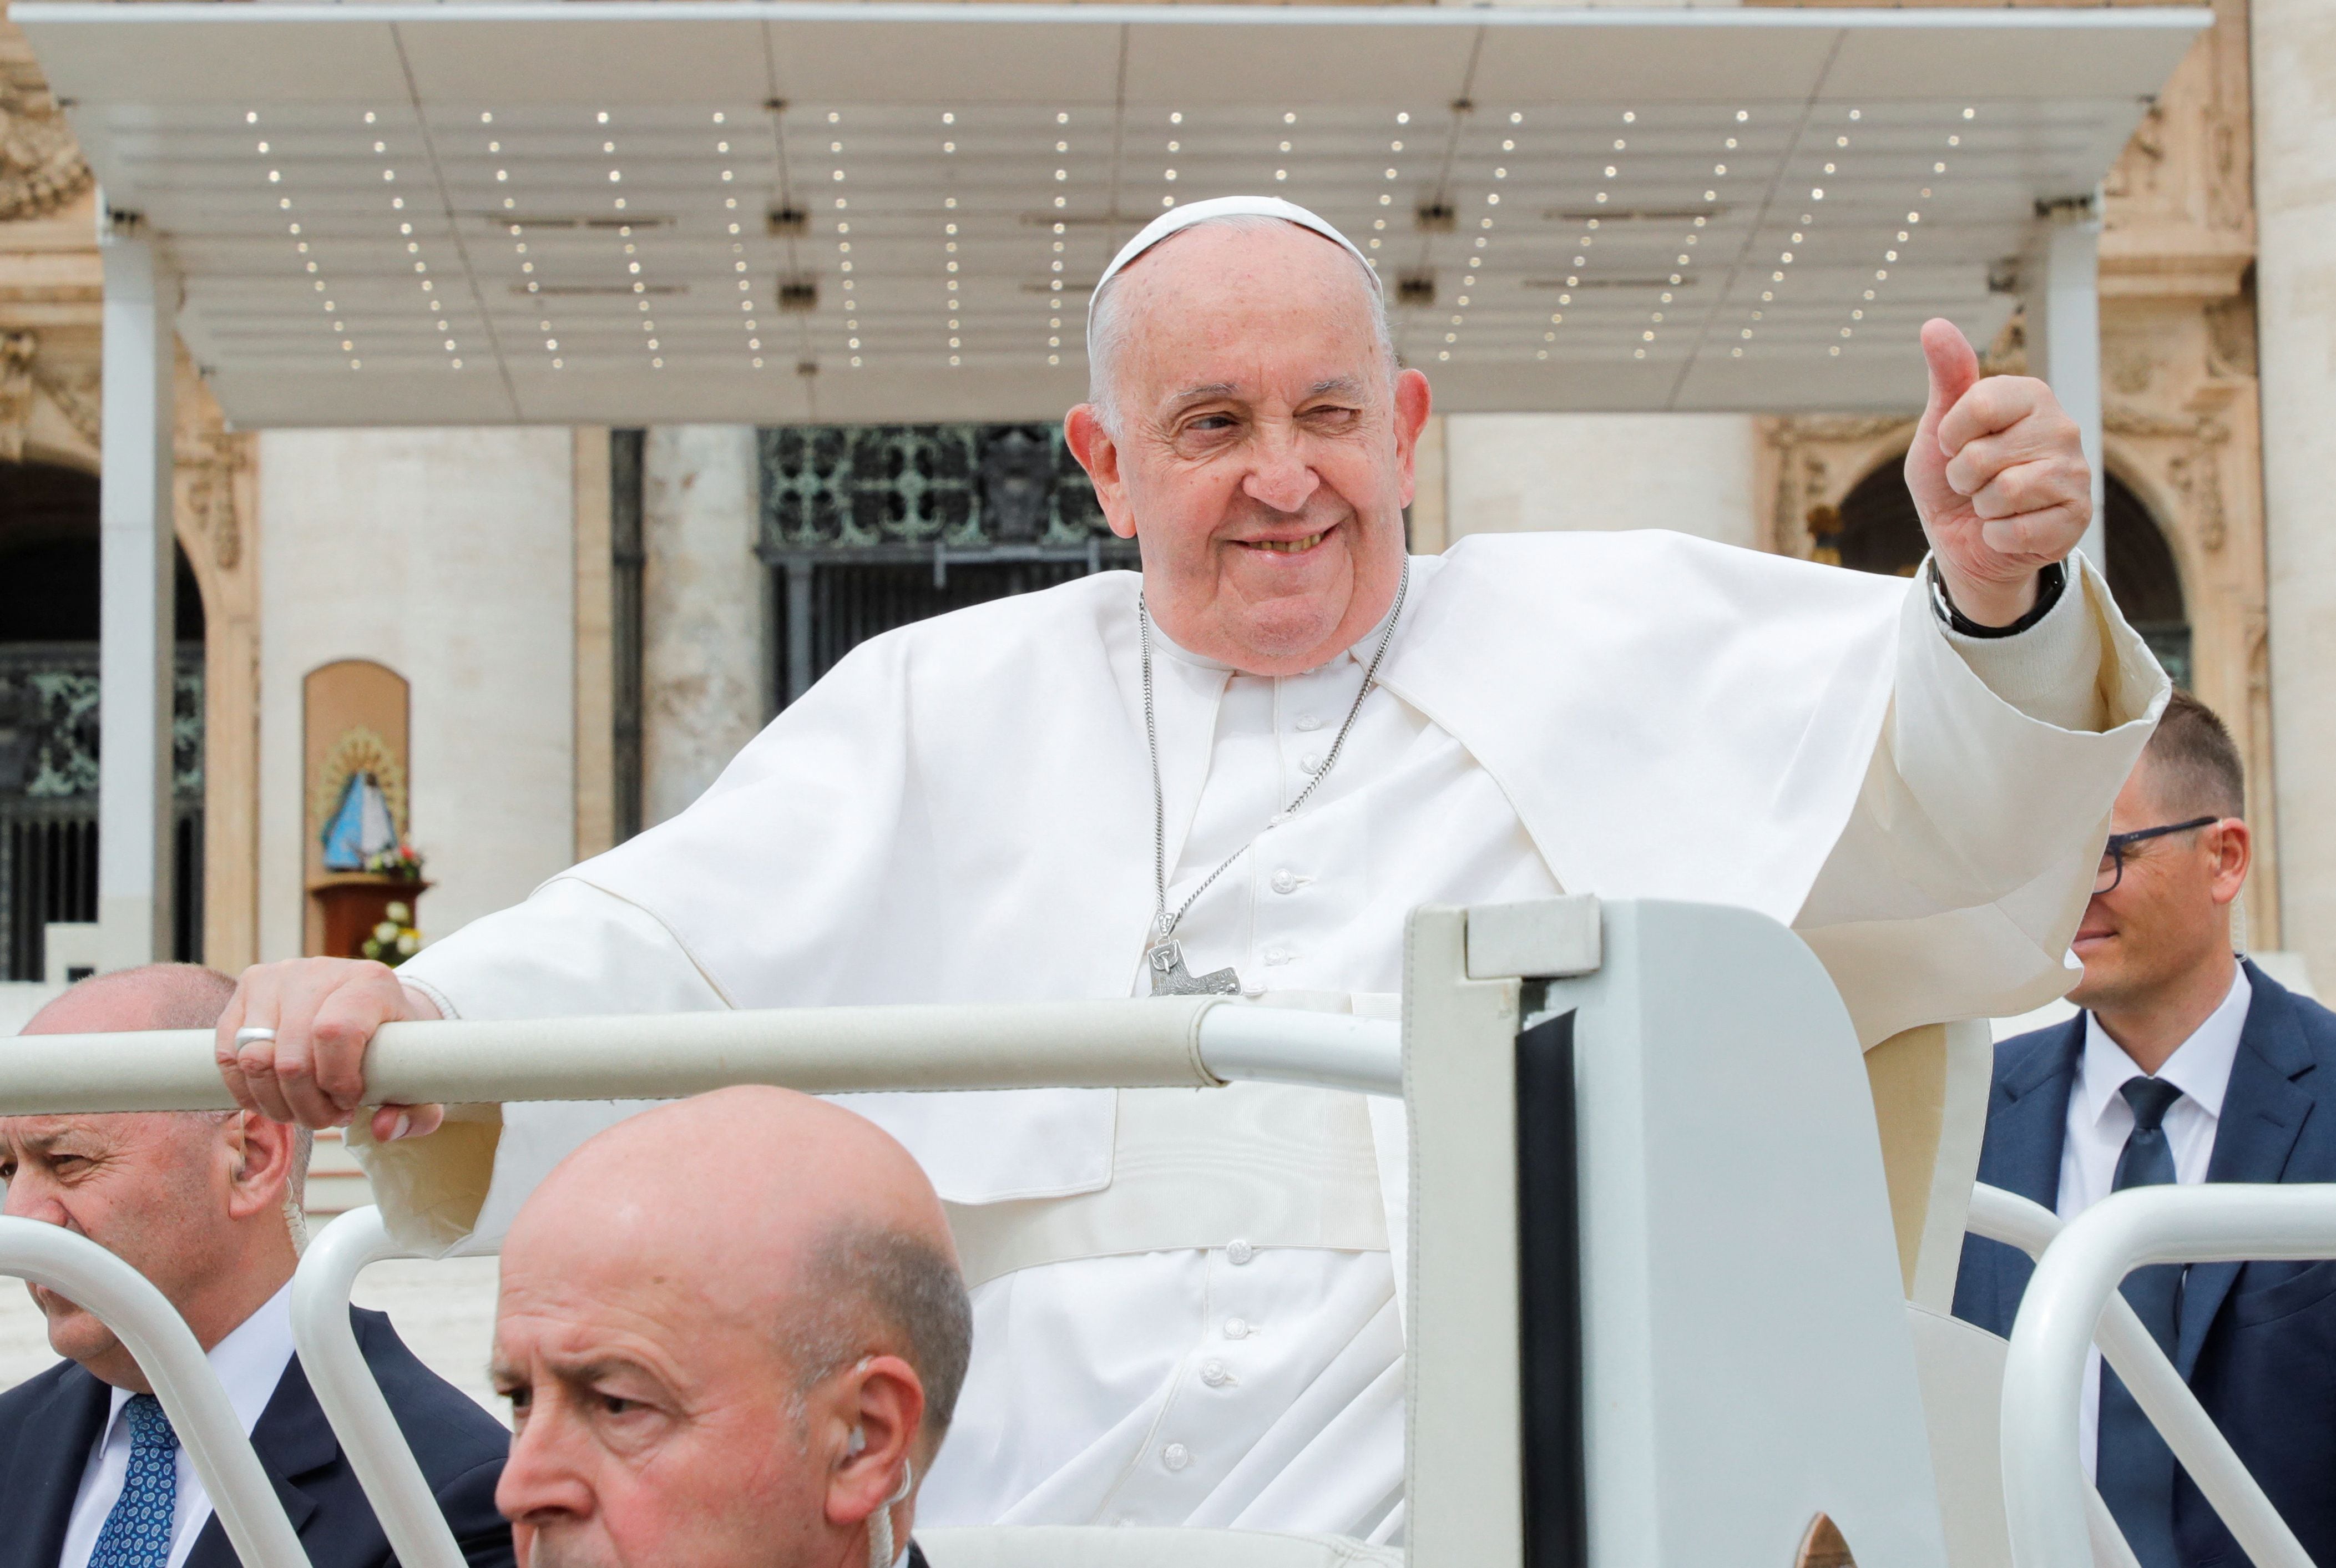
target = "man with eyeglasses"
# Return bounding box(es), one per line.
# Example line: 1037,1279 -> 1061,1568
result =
1954,690 -> 2336,1568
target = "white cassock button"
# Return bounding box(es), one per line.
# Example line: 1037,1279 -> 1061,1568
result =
1162,1443 -> 1193,1472
1227,1238 -> 1256,1265
1300,752 -> 1324,774
1264,947 -> 1295,966
1271,870 -> 1299,894
1295,714 -> 1323,732
1224,1316 -> 1252,1339
1200,1359 -> 1232,1387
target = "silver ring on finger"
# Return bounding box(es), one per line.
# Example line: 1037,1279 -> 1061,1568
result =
234,1026 -> 277,1048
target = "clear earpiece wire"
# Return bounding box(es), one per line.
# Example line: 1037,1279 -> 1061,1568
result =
867,1460 -> 913,1568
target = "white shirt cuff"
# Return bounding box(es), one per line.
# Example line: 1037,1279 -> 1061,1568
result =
1939,560 -> 2106,732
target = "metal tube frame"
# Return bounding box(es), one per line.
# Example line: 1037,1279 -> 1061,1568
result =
290,1207 -> 469,1568
1975,1181 -> 2336,1568
0,1218 -> 312,1568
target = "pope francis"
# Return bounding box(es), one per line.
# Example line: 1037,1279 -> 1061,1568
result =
216,196 -> 2163,1541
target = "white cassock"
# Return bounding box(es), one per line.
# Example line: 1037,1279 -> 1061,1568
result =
361,529 -> 2165,1540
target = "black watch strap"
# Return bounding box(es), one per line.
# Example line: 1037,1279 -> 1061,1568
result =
1928,558 -> 2067,639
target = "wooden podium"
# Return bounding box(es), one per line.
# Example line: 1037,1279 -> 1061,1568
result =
307,874 -> 428,962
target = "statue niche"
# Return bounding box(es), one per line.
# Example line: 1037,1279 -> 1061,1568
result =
302,661 -> 427,961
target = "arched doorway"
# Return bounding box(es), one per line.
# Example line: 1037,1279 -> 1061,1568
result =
0,462 -> 206,979
1826,458 -> 2190,686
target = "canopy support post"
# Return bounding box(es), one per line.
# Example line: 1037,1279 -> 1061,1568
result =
96,205 -> 179,972
2025,194 -> 2108,571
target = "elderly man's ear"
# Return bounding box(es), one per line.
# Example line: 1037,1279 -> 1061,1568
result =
822,1354 -> 928,1530
218,1111 -> 300,1223
1391,367 -> 1433,510
1064,406 -> 1134,540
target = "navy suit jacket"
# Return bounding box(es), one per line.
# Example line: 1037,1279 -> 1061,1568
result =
0,1306 -> 513,1568
1953,960 -> 2336,1568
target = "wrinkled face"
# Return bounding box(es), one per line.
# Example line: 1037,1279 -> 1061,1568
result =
0,1111 -> 226,1374
492,1238 -> 823,1568
1068,221 -> 1431,676
2070,763 -> 2246,1012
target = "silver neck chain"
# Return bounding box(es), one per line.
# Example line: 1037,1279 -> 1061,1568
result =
1141,555 -> 1412,947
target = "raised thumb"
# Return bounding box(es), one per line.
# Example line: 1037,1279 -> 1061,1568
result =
1919,318 -> 1980,443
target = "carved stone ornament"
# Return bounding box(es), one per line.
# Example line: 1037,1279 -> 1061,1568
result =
2107,404 -> 2233,555
0,330 -> 36,462
179,427 -> 253,570
0,79 -> 90,222
37,365 -> 98,448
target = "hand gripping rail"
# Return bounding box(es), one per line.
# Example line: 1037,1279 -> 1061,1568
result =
1973,1181 -> 2336,1568
0,1218 -> 314,1568
0,995 -> 1403,1112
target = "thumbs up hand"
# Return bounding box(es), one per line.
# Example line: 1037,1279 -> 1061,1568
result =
1904,317 -> 2091,628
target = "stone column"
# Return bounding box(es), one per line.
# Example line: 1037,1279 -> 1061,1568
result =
2254,0 -> 2336,987
96,226 -> 177,970
640,426 -> 765,830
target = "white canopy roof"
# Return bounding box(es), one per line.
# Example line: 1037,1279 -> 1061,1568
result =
19,1 -> 2205,427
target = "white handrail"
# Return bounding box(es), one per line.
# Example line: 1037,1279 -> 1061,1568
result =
0,1218 -> 314,1568
1992,1182 -> 2336,1568
290,1207 -> 468,1568
1198,1006 -> 1401,1095
1971,1191 -> 2186,1568
0,996 -> 1404,1114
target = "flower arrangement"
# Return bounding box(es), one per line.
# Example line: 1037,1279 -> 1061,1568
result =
362,841 -> 426,881
363,901 -> 422,968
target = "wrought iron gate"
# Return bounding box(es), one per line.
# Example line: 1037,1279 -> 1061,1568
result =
756,423 -> 1138,709
0,644 -> 204,980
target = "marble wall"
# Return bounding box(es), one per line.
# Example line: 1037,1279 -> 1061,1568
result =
640,424 -> 765,829
1442,413 -> 1762,548
255,428 -> 577,959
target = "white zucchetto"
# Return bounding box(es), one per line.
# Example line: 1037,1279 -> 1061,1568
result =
1085,195 -> 1381,332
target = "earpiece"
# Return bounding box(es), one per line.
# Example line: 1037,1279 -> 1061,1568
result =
846,1427 -> 867,1458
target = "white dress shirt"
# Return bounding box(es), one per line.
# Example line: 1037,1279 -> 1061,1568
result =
58,1283 -> 297,1568
2058,965 -> 2250,1475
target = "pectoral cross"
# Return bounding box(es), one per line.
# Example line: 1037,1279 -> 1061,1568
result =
1146,938 -> 1241,997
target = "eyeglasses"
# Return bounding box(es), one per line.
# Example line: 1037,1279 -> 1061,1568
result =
2095,817 -> 2219,894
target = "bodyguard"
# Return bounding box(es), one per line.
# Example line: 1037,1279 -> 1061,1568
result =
0,967 -> 513,1568
1954,692 -> 2336,1568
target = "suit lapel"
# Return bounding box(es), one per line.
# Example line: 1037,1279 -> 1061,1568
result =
183,1355 -> 335,1568
2176,964 -> 2318,1375
1,1366 -> 110,1568
1975,1018 -> 2084,1328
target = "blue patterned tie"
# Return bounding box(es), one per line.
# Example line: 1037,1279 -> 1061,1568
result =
88,1393 -> 179,1568
2097,1075 -> 2186,1568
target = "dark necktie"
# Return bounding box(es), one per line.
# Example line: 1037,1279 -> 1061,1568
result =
89,1393 -> 180,1568
2096,1075 -> 2186,1568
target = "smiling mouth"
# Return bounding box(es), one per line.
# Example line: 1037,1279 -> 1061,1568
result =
1242,532 -> 1326,554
